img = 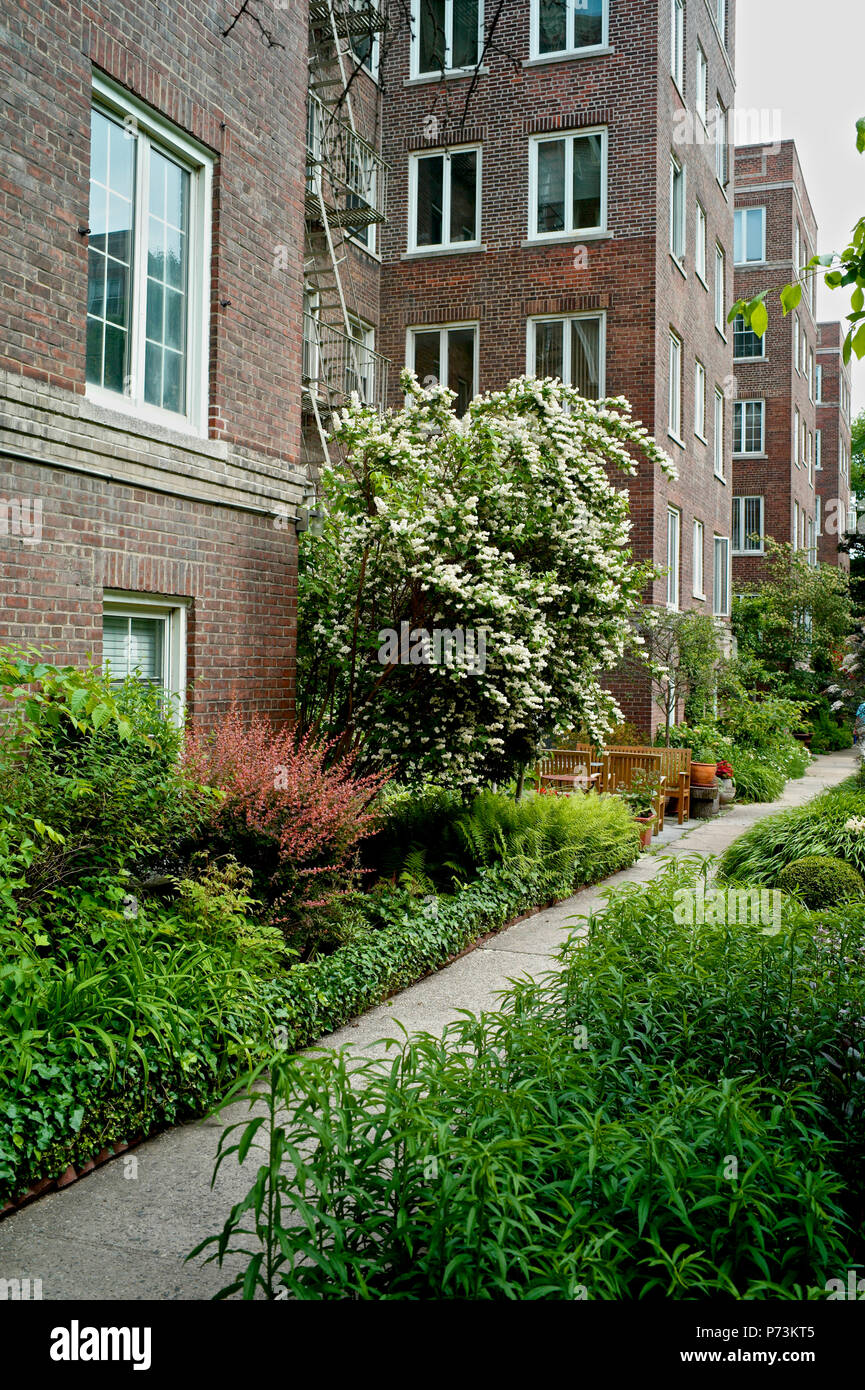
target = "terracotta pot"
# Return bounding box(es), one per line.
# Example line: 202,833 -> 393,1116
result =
690,762 -> 717,787
635,815 -> 654,848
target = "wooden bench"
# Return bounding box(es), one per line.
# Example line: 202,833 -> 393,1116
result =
658,746 -> 692,825
534,745 -> 600,793
601,747 -> 667,830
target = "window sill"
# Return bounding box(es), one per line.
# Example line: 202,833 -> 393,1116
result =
692,591 -> 707,602
83,387 -> 210,447
715,327 -> 728,343
696,271 -> 709,290
405,66 -> 489,86
733,355 -> 766,363
670,253 -> 687,279
733,452 -> 767,460
732,550 -> 764,558
714,471 -> 727,484
522,230 -> 611,247
402,243 -> 487,260
695,431 -> 708,444
523,47 -> 614,68
668,431 -> 685,449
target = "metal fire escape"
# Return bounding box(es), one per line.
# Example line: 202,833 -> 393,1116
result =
304,1 -> 391,472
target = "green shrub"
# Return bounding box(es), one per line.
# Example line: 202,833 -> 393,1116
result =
807,705 -> 854,755
721,779 -> 865,884
730,750 -> 786,804
777,855 -> 865,908
193,863 -> 865,1300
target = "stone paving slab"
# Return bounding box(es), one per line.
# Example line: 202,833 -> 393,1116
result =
0,748 -> 856,1300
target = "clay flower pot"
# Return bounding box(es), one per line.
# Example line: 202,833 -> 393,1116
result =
690,762 -> 717,787
634,815 -> 654,848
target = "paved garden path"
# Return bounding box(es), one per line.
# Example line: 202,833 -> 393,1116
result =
0,748 -> 857,1300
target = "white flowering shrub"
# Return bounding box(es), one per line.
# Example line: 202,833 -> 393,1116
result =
297,373 -> 674,787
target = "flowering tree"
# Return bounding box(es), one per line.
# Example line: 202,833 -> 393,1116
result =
297,373 -> 673,788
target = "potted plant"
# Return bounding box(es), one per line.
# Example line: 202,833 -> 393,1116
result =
690,745 -> 718,786
716,759 -> 736,804
619,770 -> 658,848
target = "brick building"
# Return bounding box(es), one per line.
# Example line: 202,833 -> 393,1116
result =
356,0 -> 738,732
0,0 -> 308,723
731,140 -> 820,580
816,320 -> 854,568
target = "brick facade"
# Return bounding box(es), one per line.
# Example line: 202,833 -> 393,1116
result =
0,0 -> 308,722
816,321 -> 853,569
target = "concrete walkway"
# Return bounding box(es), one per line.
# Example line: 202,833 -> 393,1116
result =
0,748 -> 857,1300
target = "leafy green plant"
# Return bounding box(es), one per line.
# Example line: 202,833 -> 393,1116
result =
721,780 -> 865,883
777,856 -> 865,908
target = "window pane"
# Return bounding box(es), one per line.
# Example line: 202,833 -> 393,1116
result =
571,317 -> 601,398
449,150 -> 477,242
537,140 -> 565,232
538,0 -> 567,53
452,0 -> 479,68
103,614 -> 164,686
573,0 -> 604,47
572,134 -> 602,229
733,315 -> 763,359
87,108 -> 134,391
413,330 -> 441,386
447,326 -> 476,414
534,320 -> 564,380
419,0 -> 446,71
144,149 -> 189,413
746,209 -> 763,261
416,155 -> 444,245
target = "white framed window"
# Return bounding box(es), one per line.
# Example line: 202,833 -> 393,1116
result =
733,399 -> 765,456
793,407 -> 800,465
411,0 -> 483,77
670,155 -> 685,262
793,500 -> 800,550
529,128 -> 607,239
695,202 -> 707,284
714,100 -> 728,185
530,0 -> 609,59
714,245 -> 726,333
733,314 -> 765,360
715,0 -> 727,46
668,331 -> 683,442
526,312 -> 606,398
713,535 -> 730,616
807,431 -> 813,485
102,593 -> 188,715
86,76 -> 213,434
734,207 -> 766,264
345,317 -> 378,404
694,360 -> 706,439
795,221 -> 802,268
850,500 -> 858,533
671,0 -> 684,92
815,428 -> 822,470
693,518 -> 705,598
407,321 -> 478,414
696,46 -> 708,127
794,316 -> 800,373
713,386 -> 725,479
816,363 -> 823,402
807,516 -> 815,564
409,145 -> 481,251
732,497 -> 764,555
667,506 -> 681,610
816,494 -> 822,535
808,348 -> 815,400
351,0 -> 381,77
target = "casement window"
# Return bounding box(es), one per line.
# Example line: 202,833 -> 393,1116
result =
849,500 -> 858,533
801,323 -> 807,376
815,428 -> 822,470
816,494 -> 822,535
733,314 -> 765,360
694,360 -> 706,439
667,506 -> 681,610
102,595 -> 187,713
713,535 -> 730,617
411,0 -> 483,77
807,430 -> 814,484
351,0 -> 381,76
732,496 -> 764,554
733,399 -> 765,456
409,146 -> 481,250
670,156 -> 685,261
715,0 -> 727,45
408,322 -> 478,414
808,348 -> 815,400
531,0 -> 608,58
671,0 -> 684,92
695,202 -> 707,283
802,507 -> 808,551
86,78 -> 212,432
713,386 -> 725,479
807,516 -> 815,564
529,129 -> 607,238
793,501 -> 800,550
793,407 -> 800,465
714,245 -> 726,333
696,46 -> 708,127
693,519 -> 706,598
794,221 -> 802,268
668,331 -> 683,441
734,207 -> 766,264
816,364 -> 823,401
714,100 -> 728,185
345,318 -> 377,404
794,316 -> 800,373
527,312 -> 605,399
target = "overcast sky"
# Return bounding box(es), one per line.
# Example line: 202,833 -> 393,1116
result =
736,0 -> 865,412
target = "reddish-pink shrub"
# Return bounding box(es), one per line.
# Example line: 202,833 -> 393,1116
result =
183,709 -> 388,948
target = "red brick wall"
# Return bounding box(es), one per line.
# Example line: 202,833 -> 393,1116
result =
816,320 -> 853,568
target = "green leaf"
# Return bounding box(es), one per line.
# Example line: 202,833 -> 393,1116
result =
852,322 -> 865,359
779,283 -> 802,316
857,117 -> 865,154
750,301 -> 769,338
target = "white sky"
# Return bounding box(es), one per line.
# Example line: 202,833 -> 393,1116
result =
735,0 -> 865,411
